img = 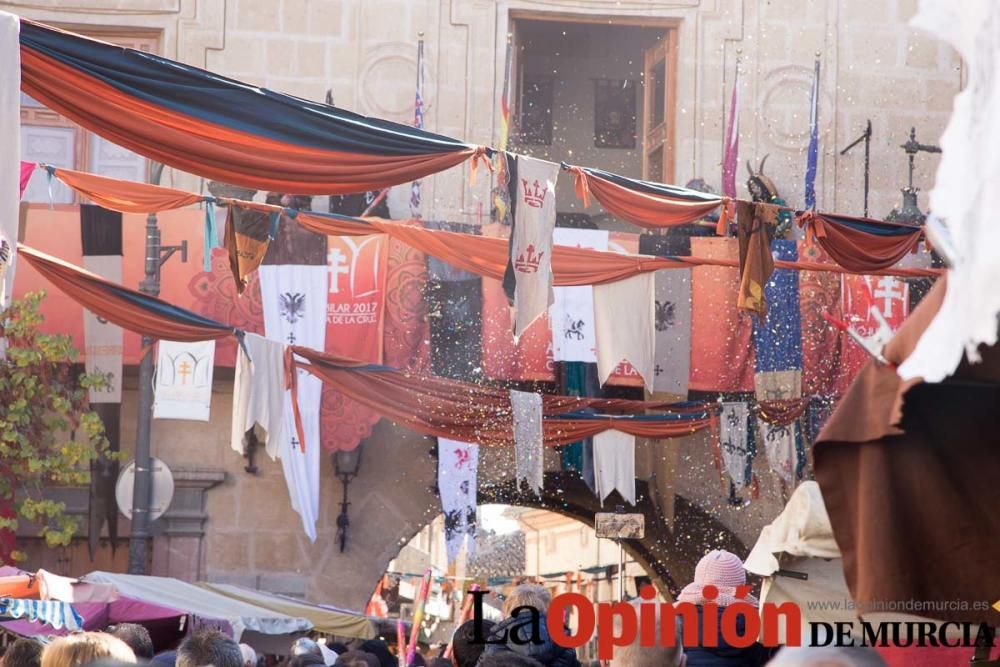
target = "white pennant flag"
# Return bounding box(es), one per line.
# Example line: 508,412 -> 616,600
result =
82,256 -> 124,403
593,429 -> 636,505
720,402 -> 751,489
0,11 -> 20,308
594,272 -> 655,390
761,419 -> 798,486
512,156 -> 558,337
510,389 -> 544,495
153,340 -> 216,421
438,438 -> 479,565
550,228 -> 608,362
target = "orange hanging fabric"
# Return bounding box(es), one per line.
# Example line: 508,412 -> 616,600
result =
47,165 -> 204,213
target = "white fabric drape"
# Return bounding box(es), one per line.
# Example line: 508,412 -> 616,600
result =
760,419 -> 797,486
260,265 -> 327,542
510,389 -> 544,495
438,438 -> 479,564
594,272 -> 655,390
549,228 -> 608,362
231,333 -> 288,458
593,429 -> 636,505
0,12 -> 20,308
653,268 -> 692,395
153,340 -> 216,421
82,255 -> 124,403
900,1 -> 1000,381
511,156 -> 559,337
720,402 -> 751,490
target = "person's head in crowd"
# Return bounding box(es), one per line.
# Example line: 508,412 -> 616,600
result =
609,600 -> 685,667
327,645 -> 348,658
451,619 -> 495,667
501,584 -> 551,616
290,640 -> 322,660
151,651 -> 176,667
41,632 -> 136,667
356,641 -> 392,667
427,659 -> 451,667
475,655 -> 544,667
331,652 -> 377,667
238,645 -> 257,667
175,630 -> 242,667
108,623 -> 155,661
408,654 -> 425,667
282,656 -> 324,667
766,646 -> 887,666
2,638 -> 42,667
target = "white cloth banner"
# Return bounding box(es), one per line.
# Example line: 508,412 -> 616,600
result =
510,389 -> 544,495
153,340 -> 215,421
653,268 -> 692,395
0,11 -> 19,308
438,438 -> 479,565
82,256 -> 123,403
260,264 -> 328,542
720,402 -> 751,490
511,156 -> 558,337
760,419 -> 797,486
594,272 -> 655,390
550,228 -> 608,362
593,429 -> 636,505
900,1 -> 1000,382
231,333 -> 288,459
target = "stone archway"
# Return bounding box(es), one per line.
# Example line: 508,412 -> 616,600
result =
476,471 -> 745,599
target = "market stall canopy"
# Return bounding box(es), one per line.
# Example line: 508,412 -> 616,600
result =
0,566 -> 118,602
814,278 -> 1000,626
0,598 -> 83,631
84,572 -> 313,644
197,583 -> 375,640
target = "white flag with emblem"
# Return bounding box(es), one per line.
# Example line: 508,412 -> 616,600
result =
511,156 -> 559,337
153,340 -> 216,421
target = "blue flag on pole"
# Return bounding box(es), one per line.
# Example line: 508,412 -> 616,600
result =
804,59 -> 820,209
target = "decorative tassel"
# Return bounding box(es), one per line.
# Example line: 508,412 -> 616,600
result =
203,200 -> 218,272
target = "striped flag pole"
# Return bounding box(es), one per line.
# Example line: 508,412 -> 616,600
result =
410,35 -> 425,219
492,33 -> 514,225
722,52 -> 741,199
804,56 -> 821,210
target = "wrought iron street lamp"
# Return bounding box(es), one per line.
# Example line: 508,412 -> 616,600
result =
333,446 -> 364,552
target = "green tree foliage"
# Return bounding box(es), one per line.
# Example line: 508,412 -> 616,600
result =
0,292 -> 110,562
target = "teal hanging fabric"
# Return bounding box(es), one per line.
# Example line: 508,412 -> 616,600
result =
203,200 -> 219,271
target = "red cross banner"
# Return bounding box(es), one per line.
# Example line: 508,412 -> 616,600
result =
325,234 -> 389,364
835,274 -> 909,394
152,339 -> 216,421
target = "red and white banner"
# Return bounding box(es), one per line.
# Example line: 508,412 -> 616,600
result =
835,274 -> 909,393
325,234 -> 389,364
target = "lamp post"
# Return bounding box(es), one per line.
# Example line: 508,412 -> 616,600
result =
334,446 -> 364,553
127,162 -> 187,575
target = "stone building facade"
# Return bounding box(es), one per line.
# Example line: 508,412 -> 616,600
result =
8,0 -> 960,611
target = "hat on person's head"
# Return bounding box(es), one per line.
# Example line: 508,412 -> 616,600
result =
676,549 -> 757,607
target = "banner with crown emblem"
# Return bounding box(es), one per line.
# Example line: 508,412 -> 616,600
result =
510,156 -> 559,337
325,234 -> 388,364
153,339 -> 216,421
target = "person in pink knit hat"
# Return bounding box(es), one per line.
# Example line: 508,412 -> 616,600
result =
674,550 -> 772,667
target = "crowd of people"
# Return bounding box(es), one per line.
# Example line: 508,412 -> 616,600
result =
0,550 -> 887,667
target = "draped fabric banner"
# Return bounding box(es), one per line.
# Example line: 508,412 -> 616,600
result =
690,238 -> 756,392
480,224 -> 553,382
594,272 -> 655,390
510,156 -> 558,336
231,333 -> 287,459
511,389 -> 544,496
803,212 -> 922,273
438,438 -> 478,564
19,20 -> 480,195
19,245 -> 234,342
1,11 -> 20,307
48,165 -> 204,213
325,234 -> 388,364
260,263 -> 327,541
835,274 -> 909,394
641,234 -> 692,397
753,240 -> 802,401
736,202 -> 776,318
719,402 -> 753,490
549,228 -> 608,363
225,204 -> 274,294
593,429 -> 636,505
760,418 -> 800,486
153,340 -> 216,421
80,205 -> 124,403
565,165 -> 723,229
798,241 -> 844,397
